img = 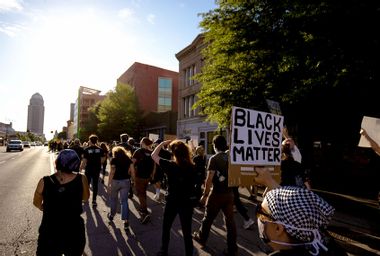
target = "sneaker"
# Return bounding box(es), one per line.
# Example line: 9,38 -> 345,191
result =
140,213 -> 150,224
107,213 -> 114,222
153,193 -> 160,201
192,232 -> 206,247
243,218 -> 255,230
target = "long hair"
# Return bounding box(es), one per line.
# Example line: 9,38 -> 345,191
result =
112,146 -> 130,162
169,140 -> 194,168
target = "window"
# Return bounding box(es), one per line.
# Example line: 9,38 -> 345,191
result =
158,78 -> 172,112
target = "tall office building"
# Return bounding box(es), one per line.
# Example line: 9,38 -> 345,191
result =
27,93 -> 45,135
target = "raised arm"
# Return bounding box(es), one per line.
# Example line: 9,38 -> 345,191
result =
151,140 -> 171,165
360,128 -> 380,156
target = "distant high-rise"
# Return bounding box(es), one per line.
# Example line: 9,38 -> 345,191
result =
27,93 -> 45,135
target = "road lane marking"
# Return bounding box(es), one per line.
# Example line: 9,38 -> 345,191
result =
50,153 -> 56,175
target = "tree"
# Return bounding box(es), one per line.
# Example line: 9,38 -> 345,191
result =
96,82 -> 140,142
195,0 -> 380,138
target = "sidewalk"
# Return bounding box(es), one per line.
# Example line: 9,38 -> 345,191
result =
314,190 -> 380,256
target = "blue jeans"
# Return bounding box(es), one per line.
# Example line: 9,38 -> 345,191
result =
109,179 -> 130,220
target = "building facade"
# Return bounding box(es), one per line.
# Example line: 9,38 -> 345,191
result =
73,86 -> 105,139
117,62 -> 179,139
27,93 -> 45,135
175,34 -> 223,155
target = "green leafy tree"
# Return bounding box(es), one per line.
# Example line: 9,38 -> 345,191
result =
196,0 -> 380,138
96,82 -> 140,142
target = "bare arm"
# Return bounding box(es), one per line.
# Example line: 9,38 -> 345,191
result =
200,170 -> 215,205
151,140 -> 171,165
360,128 -> 380,156
33,178 -> 44,211
254,167 -> 281,192
81,174 -> 90,202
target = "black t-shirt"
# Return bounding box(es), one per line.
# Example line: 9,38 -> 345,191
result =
83,145 -> 104,172
111,157 -> 132,180
208,151 -> 231,193
133,148 -> 154,179
69,145 -> 84,159
159,158 -> 196,203
193,154 -> 206,184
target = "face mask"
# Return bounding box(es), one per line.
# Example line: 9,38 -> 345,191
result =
257,218 -> 271,243
257,218 -> 328,256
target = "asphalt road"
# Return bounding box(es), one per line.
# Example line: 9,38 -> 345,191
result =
0,146 -> 379,256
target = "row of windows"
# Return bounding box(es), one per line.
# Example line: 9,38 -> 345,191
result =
183,64 -> 197,87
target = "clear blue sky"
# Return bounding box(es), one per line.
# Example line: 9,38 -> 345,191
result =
0,0 -> 216,139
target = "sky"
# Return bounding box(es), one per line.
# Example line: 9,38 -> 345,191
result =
0,0 -> 216,140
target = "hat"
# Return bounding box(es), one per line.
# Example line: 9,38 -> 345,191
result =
265,186 -> 334,254
56,149 -> 81,173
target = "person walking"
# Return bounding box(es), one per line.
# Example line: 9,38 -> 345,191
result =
69,138 -> 84,160
100,142 -> 109,184
132,137 -> 155,223
152,140 -> 196,256
232,186 -> 255,230
81,134 -> 105,207
192,145 -> 207,206
107,146 -> 135,230
280,142 -> 311,189
33,149 -> 90,256
192,135 -> 238,256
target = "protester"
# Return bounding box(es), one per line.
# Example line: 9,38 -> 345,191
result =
360,128 -> 380,207
192,145 -> 207,205
33,149 -> 90,256
254,167 -> 346,256
151,138 -> 172,201
107,146 -> 135,230
193,135 -> 238,256
69,138 -> 84,160
152,139 -> 196,256
81,134 -> 106,207
281,142 -> 311,189
232,186 -> 255,230
100,142 -> 109,184
132,137 -> 155,224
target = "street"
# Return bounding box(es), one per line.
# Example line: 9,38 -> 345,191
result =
0,146 -> 379,255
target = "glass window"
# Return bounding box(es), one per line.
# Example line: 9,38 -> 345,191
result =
158,78 -> 172,112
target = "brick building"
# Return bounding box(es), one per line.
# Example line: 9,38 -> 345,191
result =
117,62 -> 179,139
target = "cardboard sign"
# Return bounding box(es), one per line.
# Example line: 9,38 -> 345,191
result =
358,116 -> 380,147
228,106 -> 284,186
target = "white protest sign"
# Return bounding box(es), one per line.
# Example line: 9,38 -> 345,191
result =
230,106 -> 283,166
359,116 -> 380,147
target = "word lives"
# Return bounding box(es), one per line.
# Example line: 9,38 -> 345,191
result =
230,107 -> 283,165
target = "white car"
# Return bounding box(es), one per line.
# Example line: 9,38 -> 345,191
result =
6,140 -> 24,152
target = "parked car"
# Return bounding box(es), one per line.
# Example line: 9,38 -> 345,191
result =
6,140 -> 24,152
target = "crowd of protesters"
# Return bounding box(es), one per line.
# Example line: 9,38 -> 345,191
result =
33,131 -> 347,256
